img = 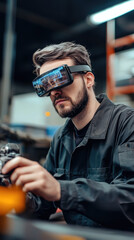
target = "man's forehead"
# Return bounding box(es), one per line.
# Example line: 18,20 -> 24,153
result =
40,58 -> 74,75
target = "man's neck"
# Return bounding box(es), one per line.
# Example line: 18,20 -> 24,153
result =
72,95 -> 100,130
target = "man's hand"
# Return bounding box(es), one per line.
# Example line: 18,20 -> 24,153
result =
2,157 -> 61,202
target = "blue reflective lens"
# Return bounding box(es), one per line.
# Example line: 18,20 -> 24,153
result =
32,65 -> 73,97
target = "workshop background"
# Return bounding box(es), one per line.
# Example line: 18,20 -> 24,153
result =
0,0 -> 133,162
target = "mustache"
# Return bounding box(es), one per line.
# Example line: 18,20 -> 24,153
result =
53,95 -> 70,106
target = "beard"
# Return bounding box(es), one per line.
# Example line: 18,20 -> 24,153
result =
53,82 -> 89,118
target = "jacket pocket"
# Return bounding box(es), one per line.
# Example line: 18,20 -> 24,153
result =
86,167 -> 110,182
118,142 -> 134,172
54,167 -> 111,182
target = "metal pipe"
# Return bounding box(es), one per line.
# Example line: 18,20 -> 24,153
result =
0,0 -> 16,122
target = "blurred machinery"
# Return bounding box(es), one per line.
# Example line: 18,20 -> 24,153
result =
0,123 -> 51,164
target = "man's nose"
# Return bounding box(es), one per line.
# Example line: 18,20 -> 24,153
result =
50,88 -> 62,96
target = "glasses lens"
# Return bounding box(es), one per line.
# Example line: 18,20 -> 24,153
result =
32,66 -> 71,97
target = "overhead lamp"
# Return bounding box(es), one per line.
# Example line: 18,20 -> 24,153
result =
87,0 -> 134,25
54,0 -> 134,40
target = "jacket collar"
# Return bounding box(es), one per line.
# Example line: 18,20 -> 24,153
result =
87,93 -> 114,139
59,94 -> 115,140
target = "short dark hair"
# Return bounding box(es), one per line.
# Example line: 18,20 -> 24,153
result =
33,42 -> 92,76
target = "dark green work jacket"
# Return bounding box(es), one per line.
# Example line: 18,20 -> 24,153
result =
28,94 -> 134,230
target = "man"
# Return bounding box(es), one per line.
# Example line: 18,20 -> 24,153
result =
2,42 -> 134,230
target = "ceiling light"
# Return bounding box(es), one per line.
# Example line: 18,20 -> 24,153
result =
87,0 -> 134,25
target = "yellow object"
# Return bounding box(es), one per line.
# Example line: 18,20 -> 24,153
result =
0,185 -> 25,215
57,235 -> 85,240
45,111 -> 51,117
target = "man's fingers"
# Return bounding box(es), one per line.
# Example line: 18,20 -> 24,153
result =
22,181 -> 41,193
2,157 -> 36,174
15,172 -> 40,187
10,165 -> 38,183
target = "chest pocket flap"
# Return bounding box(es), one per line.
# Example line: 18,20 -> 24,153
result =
54,168 -> 65,179
118,142 -> 134,172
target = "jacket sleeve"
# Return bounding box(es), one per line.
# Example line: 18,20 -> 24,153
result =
58,174 -> 134,229
23,192 -> 56,220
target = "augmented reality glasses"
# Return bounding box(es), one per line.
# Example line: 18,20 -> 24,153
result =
32,64 -> 91,97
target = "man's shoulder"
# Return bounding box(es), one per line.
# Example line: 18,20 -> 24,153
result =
113,102 -> 134,116
108,101 -> 134,130
98,93 -> 134,116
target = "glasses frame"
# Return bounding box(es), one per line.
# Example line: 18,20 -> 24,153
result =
32,64 -> 91,97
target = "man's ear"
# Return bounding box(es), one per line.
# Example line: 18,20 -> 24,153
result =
84,72 -> 95,88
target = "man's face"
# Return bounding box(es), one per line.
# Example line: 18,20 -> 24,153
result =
40,58 -> 89,118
